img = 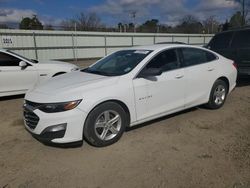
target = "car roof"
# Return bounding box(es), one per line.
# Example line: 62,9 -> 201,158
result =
216,27 -> 250,35
128,44 -> 200,51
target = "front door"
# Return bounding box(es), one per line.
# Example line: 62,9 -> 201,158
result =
0,52 -> 38,95
133,48 -> 186,121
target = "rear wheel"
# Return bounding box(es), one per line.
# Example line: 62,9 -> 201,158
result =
83,102 -> 128,147
206,79 -> 228,109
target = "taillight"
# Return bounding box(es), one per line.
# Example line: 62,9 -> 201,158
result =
233,62 -> 237,69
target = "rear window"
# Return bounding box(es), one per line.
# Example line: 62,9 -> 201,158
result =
231,30 -> 250,48
209,32 -> 234,49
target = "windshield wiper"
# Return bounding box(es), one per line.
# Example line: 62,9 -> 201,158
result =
81,68 -> 111,76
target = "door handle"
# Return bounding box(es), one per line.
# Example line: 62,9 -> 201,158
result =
175,75 -> 184,79
207,68 -> 215,71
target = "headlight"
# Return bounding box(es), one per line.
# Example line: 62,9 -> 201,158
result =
38,100 -> 82,113
71,67 -> 79,71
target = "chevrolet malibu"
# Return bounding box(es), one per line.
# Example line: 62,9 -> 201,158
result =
0,49 -> 79,97
24,44 -> 237,147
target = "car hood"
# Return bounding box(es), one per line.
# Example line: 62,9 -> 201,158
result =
36,60 -> 78,69
38,60 -> 70,65
25,71 -> 119,103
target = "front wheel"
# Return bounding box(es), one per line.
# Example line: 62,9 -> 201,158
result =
205,79 -> 228,109
83,102 -> 128,147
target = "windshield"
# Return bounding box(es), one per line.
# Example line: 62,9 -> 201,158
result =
7,50 -> 38,63
82,50 -> 152,76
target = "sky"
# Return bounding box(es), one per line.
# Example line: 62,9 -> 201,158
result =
0,0 -> 244,26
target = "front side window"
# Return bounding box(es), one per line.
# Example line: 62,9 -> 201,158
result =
144,49 -> 180,72
7,50 -> 37,64
82,50 -> 152,76
182,48 -> 216,67
0,52 -> 21,66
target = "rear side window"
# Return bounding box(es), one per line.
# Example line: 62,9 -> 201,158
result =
0,52 -> 20,66
145,49 -> 180,72
206,51 -> 217,62
231,30 -> 250,48
209,32 -> 234,49
182,48 -> 216,67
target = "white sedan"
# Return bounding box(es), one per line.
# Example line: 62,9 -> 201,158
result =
24,44 -> 237,147
0,49 -> 79,97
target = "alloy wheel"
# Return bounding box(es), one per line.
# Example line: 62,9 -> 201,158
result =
213,85 -> 226,105
94,110 -> 122,141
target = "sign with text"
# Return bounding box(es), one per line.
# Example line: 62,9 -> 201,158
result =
2,36 -> 14,47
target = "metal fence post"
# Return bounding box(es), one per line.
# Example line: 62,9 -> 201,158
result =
104,35 -> 107,56
72,33 -> 76,62
203,35 -> 206,45
172,35 -> 174,42
131,36 -> 134,46
187,35 -> 190,44
153,35 -> 156,44
33,32 -> 38,60
75,32 -> 78,62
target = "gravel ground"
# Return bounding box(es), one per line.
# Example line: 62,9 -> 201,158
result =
0,60 -> 249,188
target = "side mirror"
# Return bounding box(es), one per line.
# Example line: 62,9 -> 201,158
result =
138,68 -> 162,78
19,61 -> 27,70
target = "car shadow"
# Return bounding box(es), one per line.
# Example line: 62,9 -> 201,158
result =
39,139 -> 83,149
126,107 -> 198,132
0,94 -> 25,101
237,77 -> 250,87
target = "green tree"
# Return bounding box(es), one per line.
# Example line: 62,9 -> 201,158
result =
139,19 -> 159,33
229,11 -> 244,28
128,23 -> 135,32
19,15 -> 43,30
118,22 -> 123,32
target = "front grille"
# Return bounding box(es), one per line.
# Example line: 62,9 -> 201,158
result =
23,105 -> 40,130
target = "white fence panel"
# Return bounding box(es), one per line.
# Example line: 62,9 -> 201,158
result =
133,37 -> 154,45
106,36 -> 132,47
0,29 -> 214,61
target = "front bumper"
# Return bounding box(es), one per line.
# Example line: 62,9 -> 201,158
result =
24,105 -> 87,144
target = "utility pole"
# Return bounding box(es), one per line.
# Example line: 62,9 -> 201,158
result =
130,11 -> 137,33
242,0 -> 245,26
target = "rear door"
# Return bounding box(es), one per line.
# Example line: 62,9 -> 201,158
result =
180,47 -> 218,108
231,30 -> 250,75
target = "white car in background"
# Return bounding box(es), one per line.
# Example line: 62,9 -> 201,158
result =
24,44 -> 237,147
0,49 -> 79,97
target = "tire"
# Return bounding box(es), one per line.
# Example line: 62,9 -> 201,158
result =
205,79 -> 228,109
83,102 -> 128,147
